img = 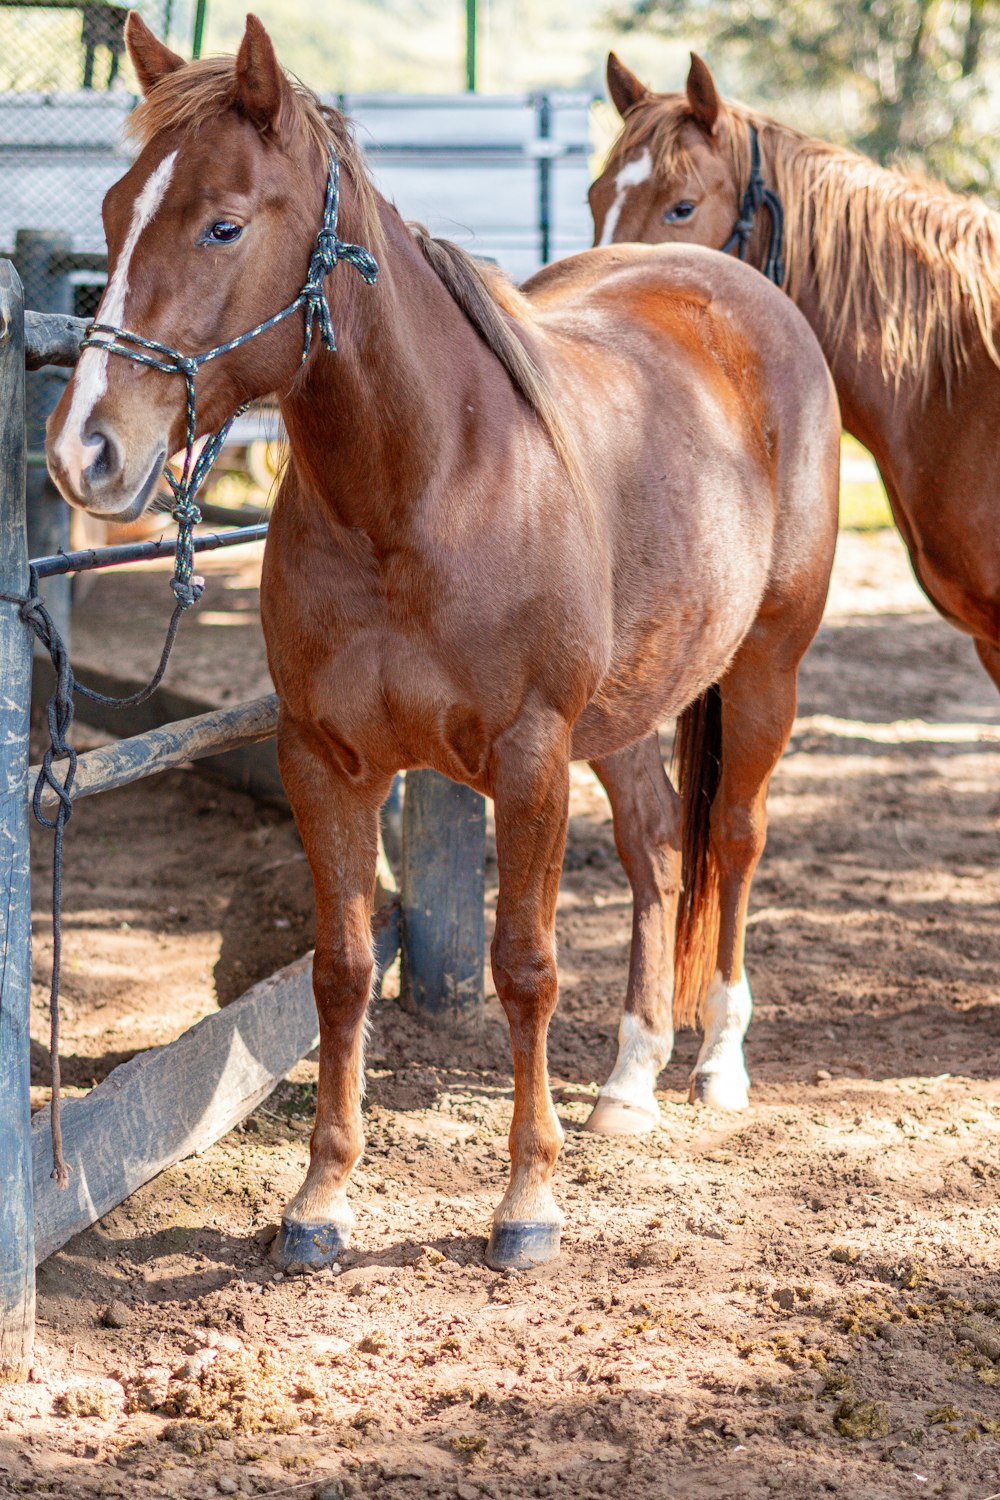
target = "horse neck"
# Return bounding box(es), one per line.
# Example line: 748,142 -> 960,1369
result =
748,119 -> 974,462
277,206 -> 466,539
786,278 -> 914,463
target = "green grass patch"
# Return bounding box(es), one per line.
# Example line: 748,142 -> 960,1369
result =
839,435 -> 893,532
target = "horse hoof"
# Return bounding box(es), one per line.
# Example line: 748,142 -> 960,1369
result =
486,1220 -> 561,1271
269,1217 -> 348,1274
689,1070 -> 750,1112
583,1095 -> 660,1136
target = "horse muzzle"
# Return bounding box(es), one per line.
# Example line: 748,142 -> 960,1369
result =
46,414 -> 166,524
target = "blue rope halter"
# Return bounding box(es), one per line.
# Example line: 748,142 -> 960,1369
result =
721,124 -> 785,286
81,147 -> 378,608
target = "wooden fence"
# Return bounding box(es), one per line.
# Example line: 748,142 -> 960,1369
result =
0,258 -> 487,1380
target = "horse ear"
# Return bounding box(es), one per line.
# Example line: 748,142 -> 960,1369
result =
686,53 -> 720,135
125,11 -> 185,96
606,53 -> 649,118
235,14 -> 288,131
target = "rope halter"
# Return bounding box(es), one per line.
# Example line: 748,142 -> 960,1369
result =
721,124 -> 785,287
80,148 -> 379,609
24,148 -> 377,1189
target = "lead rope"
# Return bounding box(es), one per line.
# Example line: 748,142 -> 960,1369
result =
10,146 -> 377,1187
721,124 -> 785,286
0,566 -> 192,1187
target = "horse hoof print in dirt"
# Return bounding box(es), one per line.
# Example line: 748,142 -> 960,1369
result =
47,15 -> 840,1273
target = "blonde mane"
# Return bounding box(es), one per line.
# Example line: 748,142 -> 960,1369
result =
608,95 -> 1000,392
125,56 -> 584,491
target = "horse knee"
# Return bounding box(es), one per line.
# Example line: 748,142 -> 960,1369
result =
711,802 -> 767,872
492,935 -> 558,1019
312,943 -> 374,1017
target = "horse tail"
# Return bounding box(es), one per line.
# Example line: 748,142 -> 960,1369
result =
672,683 -> 723,1029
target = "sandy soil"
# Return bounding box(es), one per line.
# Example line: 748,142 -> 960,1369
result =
3,528 -> 1000,1500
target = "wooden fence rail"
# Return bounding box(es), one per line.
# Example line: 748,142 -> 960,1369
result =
29,693 -> 279,812
0,264 -> 487,1382
0,260 -> 36,1381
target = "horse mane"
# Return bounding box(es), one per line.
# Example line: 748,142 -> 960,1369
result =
609,94 -> 1000,393
407,226 -> 588,497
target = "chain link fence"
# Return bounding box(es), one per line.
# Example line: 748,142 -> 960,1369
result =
1,8 -> 596,539
0,0 -> 193,454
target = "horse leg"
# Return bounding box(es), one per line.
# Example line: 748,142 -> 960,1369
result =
583,733 -> 681,1135
269,722 -> 387,1272
689,636 -> 798,1110
486,716 -> 571,1271
974,637 -> 1000,696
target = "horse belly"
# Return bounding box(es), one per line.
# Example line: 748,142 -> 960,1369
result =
570,545 -> 768,761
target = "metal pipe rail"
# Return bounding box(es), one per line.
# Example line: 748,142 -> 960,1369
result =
32,522 -> 269,577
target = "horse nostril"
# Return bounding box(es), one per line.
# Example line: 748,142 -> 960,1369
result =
82,427 -> 121,487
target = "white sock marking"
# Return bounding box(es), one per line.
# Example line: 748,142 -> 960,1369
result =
53,150 -> 179,488
598,1011 -> 670,1115
598,148 -> 653,247
694,970 -> 753,1095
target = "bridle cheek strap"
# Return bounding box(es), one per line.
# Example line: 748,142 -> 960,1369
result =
721,124 -> 785,287
80,148 -> 378,608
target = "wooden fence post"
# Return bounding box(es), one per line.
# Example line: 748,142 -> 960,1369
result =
15,230 -> 73,648
400,770 -> 485,1025
0,260 -> 36,1381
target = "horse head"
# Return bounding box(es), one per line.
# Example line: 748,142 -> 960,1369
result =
589,53 -> 746,256
47,14 -> 371,521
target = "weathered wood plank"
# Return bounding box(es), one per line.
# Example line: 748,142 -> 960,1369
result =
17,233 -> 73,647
31,662 -> 289,809
31,901 -> 400,1265
23,311 -> 87,372
0,261 -> 36,1378
401,769 -> 485,1023
30,694 -> 279,813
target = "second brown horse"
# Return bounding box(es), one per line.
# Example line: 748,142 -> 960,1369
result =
47,16 -> 839,1270
592,51 -> 1000,694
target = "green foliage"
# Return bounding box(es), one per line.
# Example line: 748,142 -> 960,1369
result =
199,0 -> 681,94
615,0 -> 1000,197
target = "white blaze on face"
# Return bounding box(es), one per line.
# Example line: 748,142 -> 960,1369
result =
53,149 -> 179,487
598,147 -> 653,247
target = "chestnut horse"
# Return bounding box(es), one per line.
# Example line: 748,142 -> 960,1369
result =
592,52 -> 1000,693
46,16 -> 839,1271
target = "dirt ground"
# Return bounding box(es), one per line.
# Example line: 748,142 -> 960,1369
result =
3,527 -> 1000,1500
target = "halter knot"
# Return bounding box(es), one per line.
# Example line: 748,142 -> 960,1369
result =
721,124 -> 785,287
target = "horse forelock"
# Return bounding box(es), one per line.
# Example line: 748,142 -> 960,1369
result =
605,89 -> 1000,394
604,94 -> 751,207
124,56 -> 385,261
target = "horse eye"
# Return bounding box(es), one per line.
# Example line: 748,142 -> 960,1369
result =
208,221 -> 243,244
664,201 -> 696,223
